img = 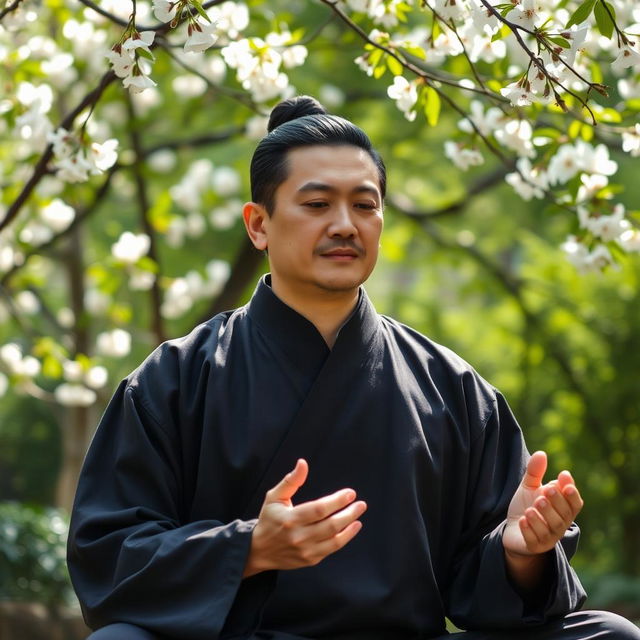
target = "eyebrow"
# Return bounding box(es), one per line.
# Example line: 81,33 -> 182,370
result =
297,181 -> 380,198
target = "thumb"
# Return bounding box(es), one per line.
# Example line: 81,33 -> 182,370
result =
266,458 -> 309,504
521,450 -> 547,490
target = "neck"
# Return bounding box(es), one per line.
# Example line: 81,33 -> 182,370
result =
269,278 -> 359,349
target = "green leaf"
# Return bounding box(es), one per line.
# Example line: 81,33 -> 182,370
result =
594,0 -> 615,38
580,123 -> 594,141
403,44 -> 426,60
369,47 -> 384,66
424,86 -> 441,127
533,127 -> 561,139
596,107 -> 622,123
373,64 -> 386,79
387,55 -> 403,76
548,36 -> 571,48
565,0 -> 597,28
190,0 -> 212,23
568,119 -> 582,139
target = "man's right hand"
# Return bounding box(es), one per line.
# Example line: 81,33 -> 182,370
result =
243,459 -> 367,577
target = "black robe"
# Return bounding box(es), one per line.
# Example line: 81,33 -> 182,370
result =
68,276 -> 586,640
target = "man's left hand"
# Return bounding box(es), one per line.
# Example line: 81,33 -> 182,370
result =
503,451 -> 584,558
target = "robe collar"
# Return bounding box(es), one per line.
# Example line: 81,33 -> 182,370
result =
246,274 -> 380,372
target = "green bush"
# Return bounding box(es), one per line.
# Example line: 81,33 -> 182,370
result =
0,502 -> 74,608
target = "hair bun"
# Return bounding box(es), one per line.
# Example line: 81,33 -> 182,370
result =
267,96 -> 327,132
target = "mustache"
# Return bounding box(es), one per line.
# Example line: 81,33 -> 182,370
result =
314,240 -> 365,256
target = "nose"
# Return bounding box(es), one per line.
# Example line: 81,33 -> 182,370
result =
328,203 -> 357,238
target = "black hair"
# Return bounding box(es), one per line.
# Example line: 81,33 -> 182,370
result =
250,96 -> 386,214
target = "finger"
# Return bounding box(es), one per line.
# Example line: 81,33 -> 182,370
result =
292,488 -> 358,524
524,506 -> 552,545
561,484 -> 584,516
309,519 -> 364,562
266,459 -> 309,504
534,494 -> 568,537
521,451 -> 547,490
542,485 -> 573,522
306,500 -> 368,541
519,515 -> 542,549
557,470 -> 574,491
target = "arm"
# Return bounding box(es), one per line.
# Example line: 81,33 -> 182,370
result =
68,382 -> 267,640
444,391 -> 586,630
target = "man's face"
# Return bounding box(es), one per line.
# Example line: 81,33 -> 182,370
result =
252,144 -> 383,302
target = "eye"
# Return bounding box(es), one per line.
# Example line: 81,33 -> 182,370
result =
304,201 -> 328,208
354,202 -> 377,210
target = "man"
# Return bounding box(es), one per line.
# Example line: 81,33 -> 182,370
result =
68,96 -> 640,640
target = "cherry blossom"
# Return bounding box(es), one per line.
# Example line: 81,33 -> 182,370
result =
621,124 -> 640,157
111,232 -> 151,264
54,383 -> 97,407
387,76 -> 418,121
611,44 -> 640,73
444,141 -> 485,170
505,158 -> 548,200
96,329 -> 132,358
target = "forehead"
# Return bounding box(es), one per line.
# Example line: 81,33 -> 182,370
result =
282,145 -> 381,193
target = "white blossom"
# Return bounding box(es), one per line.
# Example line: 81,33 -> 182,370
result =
444,141 -> 485,170
184,20 -> 218,53
547,144 -> 581,184
578,203 -> 629,242
494,119 -> 535,158
458,101 -> 503,137
96,329 -> 132,358
577,174 -> 608,202
152,0 -> 177,22
122,31 -> 155,55
618,228 -> 640,252
562,237 -> 615,273
63,360 -> 84,383
148,149 -> 177,173
387,76 -> 418,121
85,365 -> 109,389
112,232 -> 151,264
15,290 -> 40,315
0,344 -> 23,369
54,383 -> 97,407
105,48 -> 136,79
622,124 -> 640,157
89,139 -> 118,171
611,45 -> 640,74
129,268 -> 156,291
505,158 -> 548,200
123,73 -> 157,94
212,166 -> 241,196
40,199 -> 75,232
85,289 -> 111,315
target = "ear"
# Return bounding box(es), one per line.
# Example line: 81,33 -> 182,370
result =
243,201 -> 269,251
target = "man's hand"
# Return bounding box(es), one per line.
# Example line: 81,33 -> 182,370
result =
243,459 -> 367,578
502,451 -> 584,590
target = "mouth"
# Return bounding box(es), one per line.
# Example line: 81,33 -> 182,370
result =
320,249 -> 359,260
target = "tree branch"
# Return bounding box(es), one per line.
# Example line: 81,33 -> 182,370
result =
0,0 -> 23,21
125,94 -> 166,345
0,69 -> 117,234
197,236 -> 265,324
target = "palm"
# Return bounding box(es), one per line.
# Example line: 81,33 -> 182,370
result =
503,483 -> 543,555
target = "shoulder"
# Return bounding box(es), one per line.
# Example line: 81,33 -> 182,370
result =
126,306 -> 247,399
378,314 -> 499,424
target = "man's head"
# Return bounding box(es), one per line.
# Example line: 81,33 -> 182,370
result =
250,96 -> 386,214
243,97 -> 385,304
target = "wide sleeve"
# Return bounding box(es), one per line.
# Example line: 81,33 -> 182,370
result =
67,380 -> 275,640
444,390 -> 587,630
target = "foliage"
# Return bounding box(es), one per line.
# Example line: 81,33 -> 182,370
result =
0,502 -> 74,608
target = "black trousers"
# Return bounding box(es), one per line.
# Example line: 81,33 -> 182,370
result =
86,612 -> 640,640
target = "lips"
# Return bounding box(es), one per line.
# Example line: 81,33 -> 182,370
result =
322,249 -> 358,257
